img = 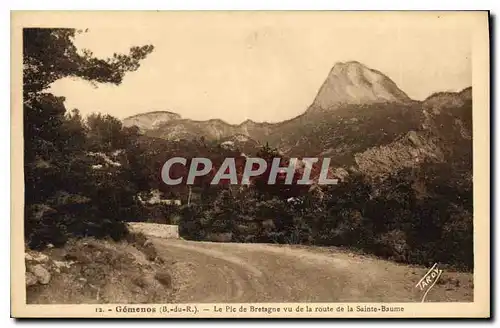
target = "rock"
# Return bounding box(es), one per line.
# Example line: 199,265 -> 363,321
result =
29,264 -> 51,284
354,132 -> 444,179
27,252 -> 49,263
53,260 -> 72,270
143,239 -> 153,247
407,130 -> 421,147
35,253 -> 49,263
25,272 -> 38,286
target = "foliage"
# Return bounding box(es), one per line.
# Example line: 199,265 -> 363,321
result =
178,144 -> 473,270
23,28 -> 154,249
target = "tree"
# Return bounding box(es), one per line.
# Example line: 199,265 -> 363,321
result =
23,28 -> 154,248
86,113 -> 125,151
23,28 -> 154,98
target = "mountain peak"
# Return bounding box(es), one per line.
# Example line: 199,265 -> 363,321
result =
310,61 -> 412,111
331,60 -> 365,71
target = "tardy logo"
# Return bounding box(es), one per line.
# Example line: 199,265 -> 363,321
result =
415,263 -> 443,302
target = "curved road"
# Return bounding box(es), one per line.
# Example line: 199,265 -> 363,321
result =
152,238 -> 473,303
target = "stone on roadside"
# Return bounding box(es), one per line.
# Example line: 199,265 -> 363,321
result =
27,252 -> 49,263
29,264 -> 51,284
25,272 -> 38,286
53,260 -> 72,270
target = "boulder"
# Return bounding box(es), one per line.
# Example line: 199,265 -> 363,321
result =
26,251 -> 49,263
29,264 -> 51,284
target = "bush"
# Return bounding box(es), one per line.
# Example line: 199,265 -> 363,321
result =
176,166 -> 473,271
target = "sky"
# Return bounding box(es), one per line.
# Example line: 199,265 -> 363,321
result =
48,11 -> 473,124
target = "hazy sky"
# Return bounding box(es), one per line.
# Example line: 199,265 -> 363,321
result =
48,12 -> 472,124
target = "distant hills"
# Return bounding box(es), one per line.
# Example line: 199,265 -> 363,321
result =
122,61 -> 472,180
123,111 -> 181,131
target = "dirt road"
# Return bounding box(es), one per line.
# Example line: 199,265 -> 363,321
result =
152,238 -> 473,303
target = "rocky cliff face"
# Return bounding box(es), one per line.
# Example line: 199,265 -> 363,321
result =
122,61 -> 414,143
354,130 -> 445,178
351,87 -> 472,178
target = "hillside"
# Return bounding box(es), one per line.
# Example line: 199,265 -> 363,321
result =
121,62 -> 472,181
26,235 -> 175,304
117,62 -> 473,271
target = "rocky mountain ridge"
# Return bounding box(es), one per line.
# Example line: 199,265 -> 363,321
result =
121,61 -> 472,180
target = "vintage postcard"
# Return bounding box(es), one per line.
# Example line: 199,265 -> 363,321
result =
11,11 -> 490,318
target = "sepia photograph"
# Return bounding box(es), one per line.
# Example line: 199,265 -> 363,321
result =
10,10 -> 490,318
